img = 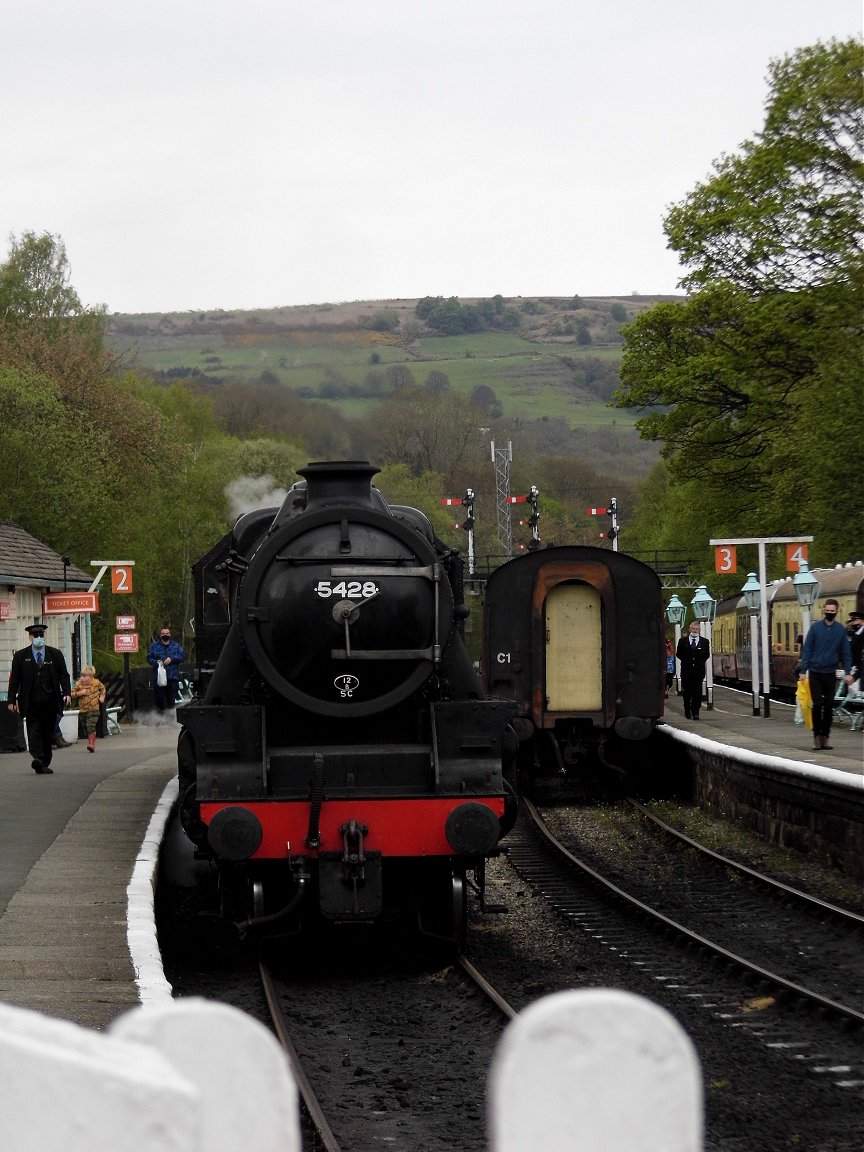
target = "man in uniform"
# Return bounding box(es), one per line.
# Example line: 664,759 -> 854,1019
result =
676,620 -> 710,720
7,622 -> 72,774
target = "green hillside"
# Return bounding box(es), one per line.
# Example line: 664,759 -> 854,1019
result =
107,294 -> 681,428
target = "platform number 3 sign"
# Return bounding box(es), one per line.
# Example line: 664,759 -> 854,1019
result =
715,546 -> 736,574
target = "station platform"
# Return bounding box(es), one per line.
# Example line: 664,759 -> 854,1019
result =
0,719 -> 178,1031
661,684 -> 863,778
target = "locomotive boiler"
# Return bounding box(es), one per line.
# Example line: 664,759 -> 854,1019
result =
178,461 -> 517,947
482,546 -> 665,791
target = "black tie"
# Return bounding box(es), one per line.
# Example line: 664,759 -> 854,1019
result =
691,638 -> 697,647
36,651 -> 44,665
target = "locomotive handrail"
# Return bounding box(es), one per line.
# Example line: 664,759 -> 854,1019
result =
331,646 -> 440,661
329,564 -> 440,580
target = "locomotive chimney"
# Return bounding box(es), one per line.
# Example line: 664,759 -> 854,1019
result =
298,461 -> 381,509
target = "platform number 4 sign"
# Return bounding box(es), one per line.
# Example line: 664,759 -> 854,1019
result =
715,545 -> 736,574
786,544 -> 808,572
111,565 -> 133,594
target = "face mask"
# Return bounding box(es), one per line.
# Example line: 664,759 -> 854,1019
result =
32,637 -> 46,650
161,636 -> 171,644
824,612 -> 837,621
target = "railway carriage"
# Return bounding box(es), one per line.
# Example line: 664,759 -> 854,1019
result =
481,546 -> 666,789
711,562 -> 863,698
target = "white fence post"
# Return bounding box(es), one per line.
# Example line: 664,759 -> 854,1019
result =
0,998 -> 299,1152
111,998 -> 300,1152
0,1001 -> 199,1152
488,989 -> 703,1152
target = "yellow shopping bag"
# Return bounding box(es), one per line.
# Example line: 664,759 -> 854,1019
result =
795,677 -> 813,730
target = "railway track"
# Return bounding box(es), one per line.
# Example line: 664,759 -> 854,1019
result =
624,796 -> 864,929
501,798 -> 863,1094
518,797 -> 863,1025
259,948 -> 516,1152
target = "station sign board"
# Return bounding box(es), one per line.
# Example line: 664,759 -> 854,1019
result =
43,592 -> 100,615
116,615 -> 136,631
715,545 -> 737,575
111,566 -> 133,594
114,633 -> 139,653
0,602 -> 10,620
786,543 -> 808,571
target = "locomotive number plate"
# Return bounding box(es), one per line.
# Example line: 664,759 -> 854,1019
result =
315,580 -> 379,599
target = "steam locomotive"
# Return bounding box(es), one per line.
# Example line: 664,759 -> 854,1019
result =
178,461 -> 517,947
482,546 -> 666,792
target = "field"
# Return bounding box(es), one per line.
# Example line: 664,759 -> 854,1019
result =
107,294 -> 680,428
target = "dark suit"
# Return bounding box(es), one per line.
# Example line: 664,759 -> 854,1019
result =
7,645 -> 71,769
676,633 -> 710,718
850,627 -> 864,684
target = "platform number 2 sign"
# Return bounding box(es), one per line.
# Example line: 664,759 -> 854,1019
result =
111,566 -> 133,594
715,546 -> 736,574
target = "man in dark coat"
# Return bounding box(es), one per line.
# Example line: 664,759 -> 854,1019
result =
7,622 -> 72,774
676,620 -> 710,720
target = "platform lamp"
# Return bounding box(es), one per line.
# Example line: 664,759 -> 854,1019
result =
793,559 -> 821,642
691,585 -> 717,709
666,594 -> 687,695
741,572 -> 762,716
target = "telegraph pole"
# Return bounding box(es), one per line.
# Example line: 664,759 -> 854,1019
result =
491,440 -> 513,559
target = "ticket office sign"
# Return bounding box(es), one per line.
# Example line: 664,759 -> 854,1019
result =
43,592 -> 100,615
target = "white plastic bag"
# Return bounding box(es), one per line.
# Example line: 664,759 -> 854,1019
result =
156,664 -> 168,687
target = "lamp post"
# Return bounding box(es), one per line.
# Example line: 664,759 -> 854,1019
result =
793,559 -> 821,642
741,572 -> 762,716
666,594 -> 686,695
691,585 -> 717,709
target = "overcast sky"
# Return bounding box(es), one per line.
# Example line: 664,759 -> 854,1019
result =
3,1 -> 859,314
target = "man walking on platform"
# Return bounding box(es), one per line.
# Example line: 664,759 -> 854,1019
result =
676,620 -> 710,720
7,623 -> 72,774
799,598 -> 853,751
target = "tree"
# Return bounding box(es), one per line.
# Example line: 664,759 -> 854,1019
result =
614,38 -> 863,565
424,370 -> 450,393
665,39 -> 862,293
0,231 -> 84,321
470,384 -> 501,418
367,386 -> 488,478
0,231 -> 114,390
